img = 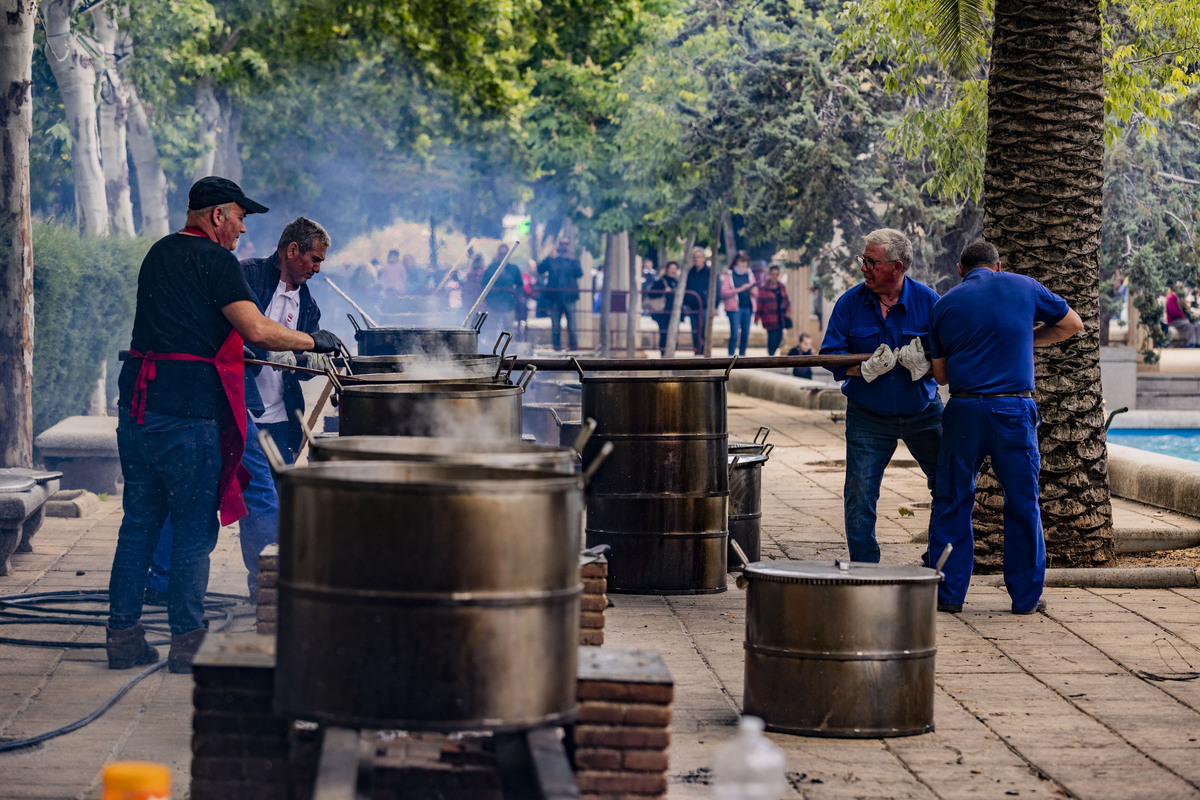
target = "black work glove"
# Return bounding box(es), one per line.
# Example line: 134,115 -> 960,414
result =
310,329 -> 347,355
243,346 -> 256,360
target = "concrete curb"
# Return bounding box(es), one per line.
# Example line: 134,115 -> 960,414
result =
1107,443 -> 1200,519
728,369 -> 846,410
983,566 -> 1199,589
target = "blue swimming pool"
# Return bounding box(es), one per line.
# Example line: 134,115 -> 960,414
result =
1107,429 -> 1200,463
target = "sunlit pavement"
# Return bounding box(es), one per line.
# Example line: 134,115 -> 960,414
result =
2,390 -> 1199,799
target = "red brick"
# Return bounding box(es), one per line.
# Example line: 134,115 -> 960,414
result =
577,680 -> 673,704
583,578 -> 607,594
580,611 -> 606,628
581,562 -> 608,578
575,770 -> 668,794
192,689 -> 274,713
580,629 -> 605,646
581,594 -> 607,612
256,588 -> 278,605
191,711 -> 290,737
257,570 -> 278,588
256,622 -> 276,635
574,747 -> 622,771
571,725 -> 670,750
256,605 -> 277,622
622,749 -> 669,772
190,778 -> 286,800
578,701 -> 671,727
190,756 -> 288,781
191,732 -> 288,759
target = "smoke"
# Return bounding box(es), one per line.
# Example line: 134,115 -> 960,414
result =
340,383 -> 524,442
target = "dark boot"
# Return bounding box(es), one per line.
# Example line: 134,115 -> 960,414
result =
168,628 -> 207,674
106,623 -> 160,670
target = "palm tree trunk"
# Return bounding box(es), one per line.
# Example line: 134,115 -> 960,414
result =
976,0 -> 1114,568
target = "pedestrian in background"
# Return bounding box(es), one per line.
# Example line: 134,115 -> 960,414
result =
721,250 -> 757,356
756,264 -> 791,355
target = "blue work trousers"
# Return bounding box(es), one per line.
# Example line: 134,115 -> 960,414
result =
110,412 -> 222,635
727,308 -> 752,356
148,415 -> 280,598
927,396 -> 1044,611
843,399 -> 942,562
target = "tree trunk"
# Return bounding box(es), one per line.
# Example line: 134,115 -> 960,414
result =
703,217 -> 728,358
193,76 -> 220,182
626,233 -> 639,357
42,0 -> 108,235
663,236 -> 694,357
428,217 -> 439,270
0,0 -> 36,467
976,0 -> 1114,568
90,5 -> 135,237
126,84 -> 170,237
212,97 -> 241,183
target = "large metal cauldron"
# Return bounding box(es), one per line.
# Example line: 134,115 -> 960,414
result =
582,374 -> 728,594
351,312 -> 485,356
347,332 -> 511,376
272,460 -> 583,731
742,560 -> 940,737
309,434 -> 579,473
337,382 -> 524,440
728,453 -> 769,562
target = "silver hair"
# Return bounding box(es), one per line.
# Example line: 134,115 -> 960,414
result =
864,228 -> 913,270
278,217 -> 331,254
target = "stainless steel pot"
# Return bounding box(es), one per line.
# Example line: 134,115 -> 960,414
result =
728,453 -> 768,562
582,374 -> 729,594
350,311 -> 485,356
309,434 -> 580,473
336,381 -> 525,440
346,332 -> 512,377
729,426 -> 772,456
270,459 -> 583,731
742,559 -> 940,738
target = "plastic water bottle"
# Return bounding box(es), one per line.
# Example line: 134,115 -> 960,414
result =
712,715 -> 787,799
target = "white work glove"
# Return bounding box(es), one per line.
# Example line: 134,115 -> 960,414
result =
265,349 -> 297,368
896,337 -> 931,381
299,352 -> 334,373
859,343 -> 897,383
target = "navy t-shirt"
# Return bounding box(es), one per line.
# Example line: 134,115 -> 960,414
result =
929,268 -> 1070,394
731,270 -> 753,310
118,233 -> 256,423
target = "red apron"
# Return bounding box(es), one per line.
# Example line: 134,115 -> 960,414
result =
129,328 -> 251,526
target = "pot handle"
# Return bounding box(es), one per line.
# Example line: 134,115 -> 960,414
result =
472,310 -> 488,332
500,353 -> 519,383
934,543 -> 953,575
492,330 -> 512,357
346,313 -> 361,333
570,356 -> 585,381
730,539 -> 752,571
760,443 -> 774,458
293,408 -> 318,449
572,418 -> 598,456
331,353 -> 354,376
258,428 -> 287,475
725,354 -> 738,379
728,455 -> 741,480
582,441 -> 614,485
754,426 -> 771,445
515,363 -> 538,391
324,366 -> 345,408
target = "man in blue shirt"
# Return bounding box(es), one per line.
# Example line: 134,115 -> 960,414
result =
926,241 -> 1082,615
820,228 -> 943,562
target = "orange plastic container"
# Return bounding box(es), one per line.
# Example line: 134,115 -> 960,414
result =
102,761 -> 170,800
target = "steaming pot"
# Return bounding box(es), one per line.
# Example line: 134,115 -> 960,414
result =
337,382 -> 524,440
271,460 -> 582,731
348,353 -> 501,378
350,312 -> 485,356
742,559 -> 940,738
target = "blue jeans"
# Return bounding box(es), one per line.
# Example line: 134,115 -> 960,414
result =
550,301 -> 578,350
110,412 -> 222,635
147,415 -> 280,597
843,399 -> 943,562
727,308 -> 752,356
766,328 -> 783,355
927,397 -> 1044,611
257,419 -> 295,465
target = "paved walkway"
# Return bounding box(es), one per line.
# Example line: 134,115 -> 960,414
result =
2,392 -> 1199,799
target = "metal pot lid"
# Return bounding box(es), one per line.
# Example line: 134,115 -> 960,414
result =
744,559 -> 941,585
0,474 -> 37,493
728,454 -> 769,468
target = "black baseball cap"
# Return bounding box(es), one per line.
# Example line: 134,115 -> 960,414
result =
188,176 -> 269,214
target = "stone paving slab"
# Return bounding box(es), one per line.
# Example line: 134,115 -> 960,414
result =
0,392 -> 1198,798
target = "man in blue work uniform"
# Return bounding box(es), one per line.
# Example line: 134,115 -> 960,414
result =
925,241 -> 1082,614
820,228 -> 943,562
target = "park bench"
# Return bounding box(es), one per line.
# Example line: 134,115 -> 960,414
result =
34,415 -> 122,494
0,468 -> 61,576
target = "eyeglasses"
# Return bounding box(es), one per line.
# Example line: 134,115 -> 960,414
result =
857,254 -> 895,270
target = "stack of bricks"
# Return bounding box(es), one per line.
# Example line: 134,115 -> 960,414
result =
580,553 -> 607,646
570,647 -> 674,800
256,543 -> 279,635
372,733 -> 504,800
190,633 -> 289,800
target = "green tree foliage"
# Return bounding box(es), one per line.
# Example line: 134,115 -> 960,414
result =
31,222 -> 151,435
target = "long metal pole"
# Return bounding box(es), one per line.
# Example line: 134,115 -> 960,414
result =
510,353 -> 870,372
323,276 -> 378,328
461,240 -> 520,327
433,238 -> 475,293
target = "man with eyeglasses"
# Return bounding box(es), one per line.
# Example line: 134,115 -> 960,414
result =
819,228 -> 943,563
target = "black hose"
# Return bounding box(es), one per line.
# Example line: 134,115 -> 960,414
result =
0,588 -> 253,753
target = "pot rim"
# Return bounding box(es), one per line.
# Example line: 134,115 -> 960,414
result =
277,460 -> 581,491
582,374 -> 728,384
341,383 -> 523,397
744,560 -> 941,584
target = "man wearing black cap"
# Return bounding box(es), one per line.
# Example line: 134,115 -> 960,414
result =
108,176 -> 345,674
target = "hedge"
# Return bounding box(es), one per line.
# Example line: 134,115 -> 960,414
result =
32,221 -> 152,436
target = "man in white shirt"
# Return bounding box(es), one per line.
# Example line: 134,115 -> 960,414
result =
242,217 -> 331,462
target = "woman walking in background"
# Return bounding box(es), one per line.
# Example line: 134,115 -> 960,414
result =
721,250 -> 757,356
755,264 -> 790,355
